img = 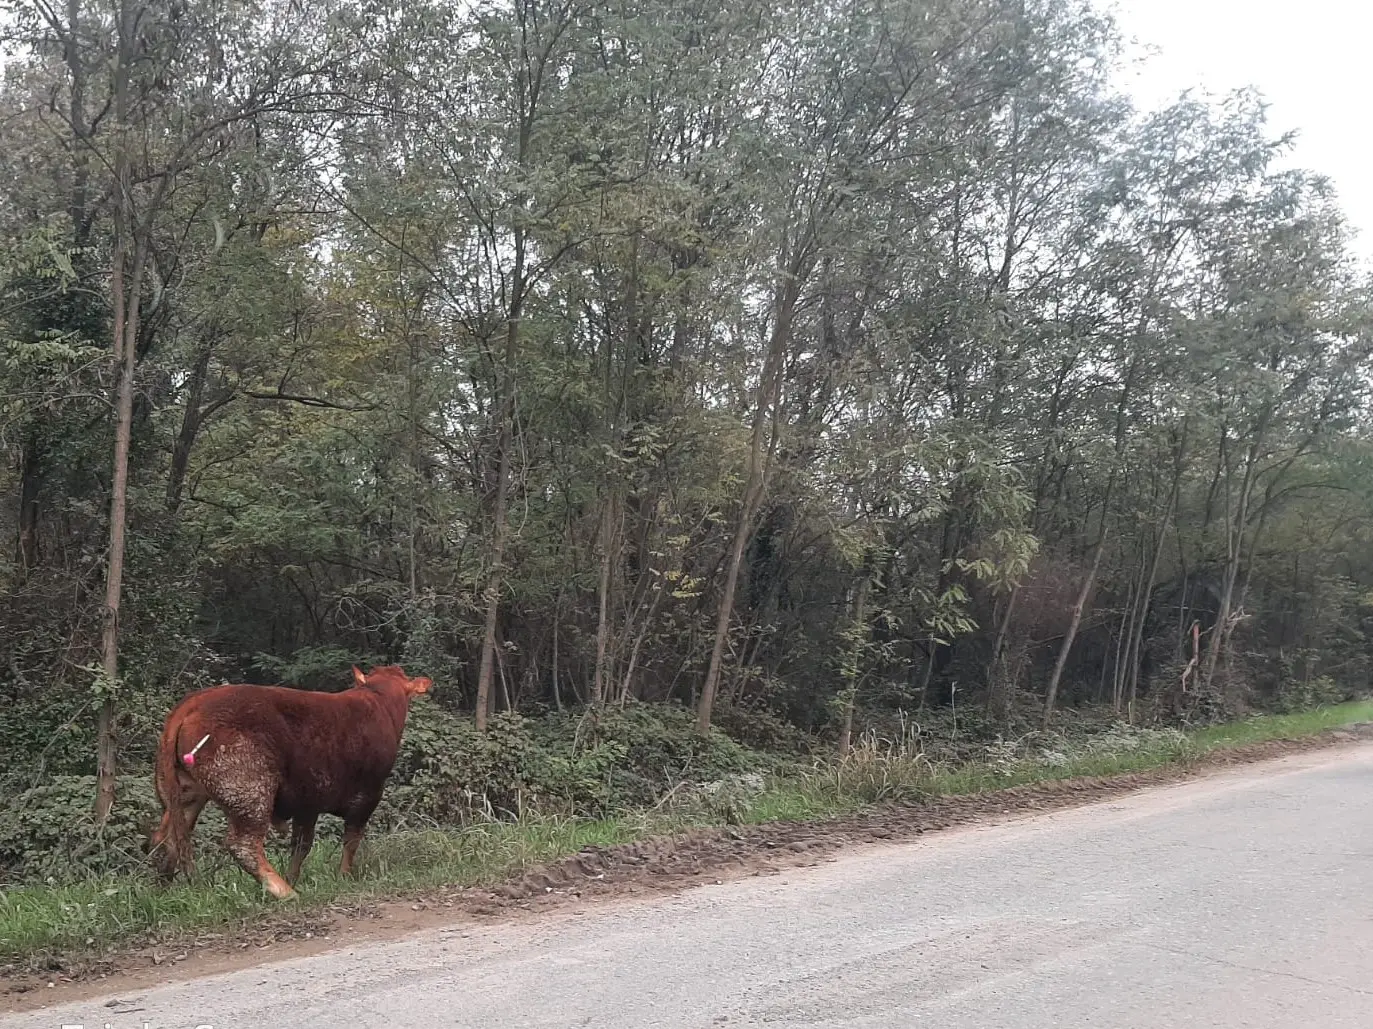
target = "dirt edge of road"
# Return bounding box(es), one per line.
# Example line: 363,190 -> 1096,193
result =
5,723 -> 1373,1012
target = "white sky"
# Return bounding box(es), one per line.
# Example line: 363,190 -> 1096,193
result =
1106,0 -> 1373,264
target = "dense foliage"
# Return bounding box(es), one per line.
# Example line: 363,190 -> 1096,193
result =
2,0 -> 1371,867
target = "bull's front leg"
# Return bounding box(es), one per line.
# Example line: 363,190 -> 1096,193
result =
287,813 -> 318,885
339,794 -> 381,878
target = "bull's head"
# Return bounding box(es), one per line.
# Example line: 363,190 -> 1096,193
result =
352,664 -> 432,697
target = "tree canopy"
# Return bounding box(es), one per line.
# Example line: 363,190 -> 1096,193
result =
2,0 -> 1371,816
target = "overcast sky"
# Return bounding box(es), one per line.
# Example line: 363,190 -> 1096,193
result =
1107,0 -> 1373,264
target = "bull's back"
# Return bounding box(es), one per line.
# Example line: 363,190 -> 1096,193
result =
168,682 -> 404,815
172,684 -> 298,748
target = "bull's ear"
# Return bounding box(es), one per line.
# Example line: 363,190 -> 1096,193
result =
409,676 -> 432,695
352,665 -> 367,686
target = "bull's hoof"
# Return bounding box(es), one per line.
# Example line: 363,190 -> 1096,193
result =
263,876 -> 298,901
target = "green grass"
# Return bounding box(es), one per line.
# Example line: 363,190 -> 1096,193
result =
1187,701 -> 1373,747
3,700 -> 1370,971
0,815 -> 658,967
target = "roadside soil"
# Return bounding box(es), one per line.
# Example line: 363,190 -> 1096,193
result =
5,722 -> 1372,1013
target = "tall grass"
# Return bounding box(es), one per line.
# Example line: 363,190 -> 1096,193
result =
740,700 -> 1373,827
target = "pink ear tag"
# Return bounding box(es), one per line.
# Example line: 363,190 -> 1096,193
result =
183,733 -> 211,767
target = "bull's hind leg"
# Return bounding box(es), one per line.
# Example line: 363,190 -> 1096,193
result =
197,741 -> 295,899
175,793 -> 208,872
215,785 -> 295,899
286,813 -> 318,885
340,823 -> 364,878
149,776 -> 208,879
224,817 -> 296,900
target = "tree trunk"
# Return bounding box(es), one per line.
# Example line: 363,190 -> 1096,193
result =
592,493 -> 616,705
1041,349 -> 1140,728
551,606 -> 562,711
18,0 -> 91,576
474,313 -> 519,731
166,343 -> 212,513
474,229 -> 525,726
618,612 -> 655,706
15,434 -> 42,572
592,239 -> 635,707
405,281 -> 421,600
476,4 -> 560,727
1199,442 -> 1261,693
696,280 -> 798,735
94,2 -> 142,824
1123,530 -> 1162,713
837,572 -> 871,757
1110,569 -> 1138,708
96,236 -> 144,819
1123,423 -> 1187,715
697,501 -> 752,734
984,585 -> 1020,716
1041,527 -> 1106,729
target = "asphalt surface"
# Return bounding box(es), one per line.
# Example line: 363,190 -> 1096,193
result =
9,742 -> 1373,1029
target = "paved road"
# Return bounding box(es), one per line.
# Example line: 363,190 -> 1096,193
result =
9,743 -> 1373,1029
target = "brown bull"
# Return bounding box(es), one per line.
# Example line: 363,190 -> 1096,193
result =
148,664 -> 431,899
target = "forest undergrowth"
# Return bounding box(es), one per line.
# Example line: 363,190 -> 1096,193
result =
3,695 -> 1370,971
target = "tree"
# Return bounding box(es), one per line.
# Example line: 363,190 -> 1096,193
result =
5,0 -> 363,818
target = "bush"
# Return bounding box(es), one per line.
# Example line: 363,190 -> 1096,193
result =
1270,674 -> 1350,715
800,726 -> 936,806
376,705 -> 600,827
0,697 -> 98,794
0,775 -> 163,885
544,702 -> 761,806
375,700 -> 765,829
711,702 -> 818,756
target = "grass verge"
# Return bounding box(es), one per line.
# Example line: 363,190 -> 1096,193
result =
4,700 -> 1371,972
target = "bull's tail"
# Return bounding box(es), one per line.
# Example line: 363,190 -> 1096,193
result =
150,708 -> 192,879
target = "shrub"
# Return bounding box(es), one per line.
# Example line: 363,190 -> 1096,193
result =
375,700 -> 765,829
711,702 -> 818,756
796,722 -> 937,807
0,775 -> 163,885
1270,674 -> 1349,715
543,702 -> 761,805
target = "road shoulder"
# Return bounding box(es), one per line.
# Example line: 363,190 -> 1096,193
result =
5,722 -> 1372,1014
